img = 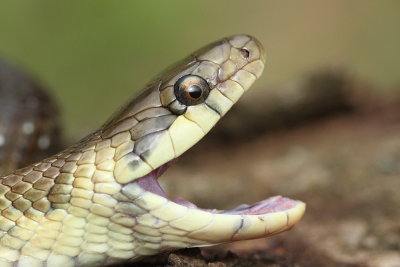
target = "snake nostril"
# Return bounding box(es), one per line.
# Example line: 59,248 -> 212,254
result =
240,48 -> 250,59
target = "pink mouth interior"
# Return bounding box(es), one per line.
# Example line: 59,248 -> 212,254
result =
134,162 -> 298,215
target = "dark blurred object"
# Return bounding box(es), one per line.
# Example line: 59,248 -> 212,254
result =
0,59 -> 61,175
212,70 -> 354,140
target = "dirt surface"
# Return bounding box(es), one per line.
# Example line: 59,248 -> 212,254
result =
132,75 -> 400,266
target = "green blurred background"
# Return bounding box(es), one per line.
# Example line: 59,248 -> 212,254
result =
0,1 -> 399,138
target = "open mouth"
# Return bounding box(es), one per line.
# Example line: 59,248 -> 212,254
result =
134,160 -> 303,218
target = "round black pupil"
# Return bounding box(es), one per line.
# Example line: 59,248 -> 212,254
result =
186,85 -> 202,99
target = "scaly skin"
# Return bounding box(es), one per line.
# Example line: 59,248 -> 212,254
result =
0,35 -> 305,267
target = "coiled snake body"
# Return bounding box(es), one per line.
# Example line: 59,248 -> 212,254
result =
0,35 -> 305,266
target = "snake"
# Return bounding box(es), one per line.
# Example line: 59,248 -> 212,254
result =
0,34 -> 305,267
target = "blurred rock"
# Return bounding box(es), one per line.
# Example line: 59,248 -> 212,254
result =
0,59 -> 61,175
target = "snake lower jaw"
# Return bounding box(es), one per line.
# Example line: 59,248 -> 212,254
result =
127,160 -> 306,248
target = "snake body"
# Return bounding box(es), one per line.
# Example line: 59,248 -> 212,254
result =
0,35 -> 305,266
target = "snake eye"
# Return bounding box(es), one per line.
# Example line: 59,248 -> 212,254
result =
174,74 -> 210,106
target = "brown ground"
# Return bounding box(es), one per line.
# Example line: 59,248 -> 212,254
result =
132,72 -> 400,266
